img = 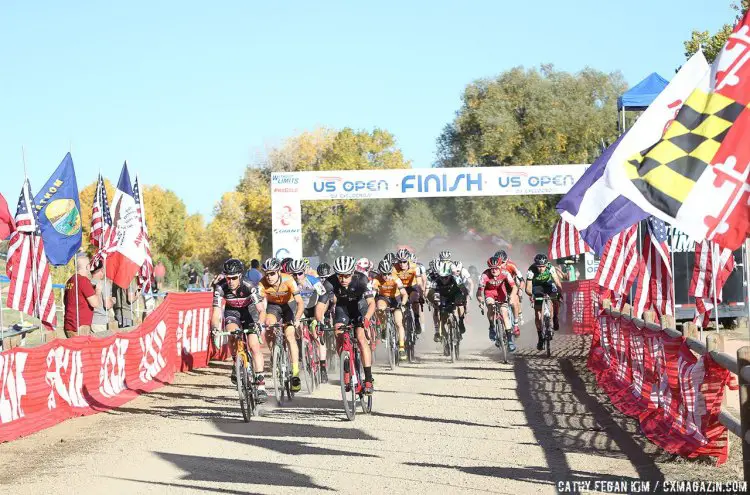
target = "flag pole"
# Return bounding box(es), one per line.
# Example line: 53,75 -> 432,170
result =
712,242 -> 720,337
98,171 -> 109,330
22,147 -> 45,342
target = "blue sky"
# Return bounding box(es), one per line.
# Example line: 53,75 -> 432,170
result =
0,1 -> 734,219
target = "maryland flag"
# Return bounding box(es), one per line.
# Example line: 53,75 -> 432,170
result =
614,13 -> 750,251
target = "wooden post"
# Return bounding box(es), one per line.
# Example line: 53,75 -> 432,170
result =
661,314 -> 675,330
601,299 -> 612,311
621,304 -> 632,319
643,311 -> 656,324
737,346 -> 750,483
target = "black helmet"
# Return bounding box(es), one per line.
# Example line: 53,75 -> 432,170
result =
494,250 -> 508,262
280,257 -> 293,273
262,257 -> 282,272
534,253 -> 548,265
384,252 -> 397,264
317,262 -> 333,278
223,259 -> 244,276
377,259 -> 392,275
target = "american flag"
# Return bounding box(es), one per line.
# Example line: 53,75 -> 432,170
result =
132,177 -> 153,293
633,217 -> 673,318
4,179 -> 57,328
690,240 -> 735,327
595,224 -> 640,299
90,174 -> 112,249
548,218 -> 593,259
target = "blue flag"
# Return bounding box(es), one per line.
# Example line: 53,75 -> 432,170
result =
34,152 -> 82,265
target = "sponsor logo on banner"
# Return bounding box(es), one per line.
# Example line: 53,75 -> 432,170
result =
99,339 -> 129,398
46,347 -> 88,409
277,205 -> 296,227
273,187 -> 298,194
313,176 -> 389,197
275,247 -> 290,258
273,227 -> 301,235
272,175 -> 300,185
401,173 -> 482,194
139,322 -> 167,383
667,227 -> 696,253
177,308 -> 210,356
0,352 -> 27,423
498,171 -> 576,192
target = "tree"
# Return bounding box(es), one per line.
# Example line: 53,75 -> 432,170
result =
684,1 -> 748,63
435,65 -> 626,243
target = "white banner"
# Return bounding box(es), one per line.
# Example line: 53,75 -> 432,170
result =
270,165 -> 587,258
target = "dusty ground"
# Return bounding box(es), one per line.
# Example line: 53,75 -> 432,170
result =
0,316 -> 743,494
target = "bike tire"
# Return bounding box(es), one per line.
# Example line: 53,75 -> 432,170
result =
544,315 -> 552,358
340,350 -> 356,421
235,355 -> 251,422
358,353 -> 373,414
272,344 -> 284,405
301,336 -> 313,394
285,347 -> 294,400
448,317 -> 456,363
453,318 -> 461,362
312,342 -> 321,390
404,310 -> 415,363
387,319 -> 396,370
326,332 -> 337,373
498,318 -> 508,364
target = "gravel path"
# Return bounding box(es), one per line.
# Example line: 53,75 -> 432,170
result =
0,321 -> 742,494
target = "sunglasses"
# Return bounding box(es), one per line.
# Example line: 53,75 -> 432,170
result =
337,273 -> 353,279
226,275 -> 240,281
293,272 -> 305,277
265,271 -> 278,277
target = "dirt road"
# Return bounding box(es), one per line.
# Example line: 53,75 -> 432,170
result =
0,321 -> 742,494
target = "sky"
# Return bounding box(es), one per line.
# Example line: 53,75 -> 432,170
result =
0,1 -> 735,219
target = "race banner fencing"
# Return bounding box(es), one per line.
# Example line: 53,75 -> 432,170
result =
559,280 -> 599,335
587,309 -> 733,464
0,292 -> 216,443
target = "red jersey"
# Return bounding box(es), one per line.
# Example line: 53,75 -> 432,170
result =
478,268 -> 516,303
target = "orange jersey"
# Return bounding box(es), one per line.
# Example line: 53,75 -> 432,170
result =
504,261 -> 522,279
258,274 -> 299,305
392,261 -> 419,287
372,274 -> 404,298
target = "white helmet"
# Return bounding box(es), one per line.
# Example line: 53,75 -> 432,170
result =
452,261 -> 463,272
438,250 -> 452,261
395,248 -> 411,262
333,256 -> 357,275
437,261 -> 453,277
355,257 -> 372,273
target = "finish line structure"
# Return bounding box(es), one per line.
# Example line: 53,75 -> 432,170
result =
270,165 -> 588,259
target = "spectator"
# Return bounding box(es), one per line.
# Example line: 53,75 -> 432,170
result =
154,261 -> 166,287
63,255 -> 100,338
245,259 -> 263,285
113,281 -> 136,329
187,266 -> 199,290
90,260 -> 113,334
201,267 -> 210,289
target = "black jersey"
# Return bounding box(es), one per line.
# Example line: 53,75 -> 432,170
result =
212,279 -> 262,309
329,271 -> 374,305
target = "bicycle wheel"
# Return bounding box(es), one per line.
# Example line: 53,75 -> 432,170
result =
285,346 -> 294,400
448,317 -> 456,363
358,353 -> 373,414
326,332 -> 337,373
545,317 -> 552,358
497,317 -> 508,364
235,355 -> 252,422
340,350 -> 356,421
272,344 -> 284,405
312,342 -> 321,389
387,318 -> 396,370
301,335 -> 313,394
404,310 -> 415,362
453,317 -> 461,361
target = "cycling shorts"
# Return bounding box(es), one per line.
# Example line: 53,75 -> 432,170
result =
303,306 -> 316,320
334,299 -> 369,327
266,300 -> 297,324
405,285 -> 422,304
532,284 -> 560,306
376,295 -> 401,309
224,306 -> 260,330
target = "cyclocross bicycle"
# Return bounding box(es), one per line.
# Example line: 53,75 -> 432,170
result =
268,322 -> 295,405
536,294 -> 553,358
402,304 -> 417,363
438,301 -> 461,363
337,323 -> 372,421
212,323 -> 262,422
299,317 -> 321,393
481,301 -> 513,364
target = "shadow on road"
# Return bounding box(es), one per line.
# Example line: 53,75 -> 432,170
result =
195,433 -> 379,458
212,418 -> 378,440
371,411 -> 511,429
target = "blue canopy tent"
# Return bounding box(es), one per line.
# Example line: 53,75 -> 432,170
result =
617,72 -> 669,131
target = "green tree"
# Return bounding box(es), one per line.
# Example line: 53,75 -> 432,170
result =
684,1 -> 748,63
436,65 -> 626,244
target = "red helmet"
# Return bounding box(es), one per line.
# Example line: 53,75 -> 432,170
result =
487,256 -> 501,268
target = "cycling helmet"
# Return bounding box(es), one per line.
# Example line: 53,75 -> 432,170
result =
288,259 -> 306,274
377,259 -> 392,275
356,257 -> 372,273
333,255 -> 357,275
222,258 -> 244,276
302,257 -> 311,269
437,261 -> 453,277
395,248 -> 411,262
453,261 -> 464,272
438,250 -> 452,261
487,256 -> 502,268
428,259 -> 437,273
384,252 -> 397,264
494,250 -> 508,262
316,262 -> 333,278
280,257 -> 294,273
407,251 -> 416,262
262,257 -> 282,272
534,253 -> 548,265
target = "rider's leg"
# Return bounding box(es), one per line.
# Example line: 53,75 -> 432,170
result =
534,304 -> 544,350
457,304 -> 466,333
264,311 -> 279,353
486,297 -> 497,340
394,307 -> 405,348
410,287 -> 423,334
376,298 -> 388,339
552,298 -> 560,330
225,321 -> 240,383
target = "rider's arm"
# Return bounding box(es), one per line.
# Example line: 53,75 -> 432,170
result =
364,296 -> 376,321
398,287 -> 408,306
293,293 -> 305,322
211,285 -> 224,329
525,279 -> 533,298
211,306 -> 223,330
551,267 -> 563,291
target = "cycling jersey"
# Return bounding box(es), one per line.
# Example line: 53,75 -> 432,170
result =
212,280 -> 263,309
392,261 -> 419,287
527,263 -> 554,286
478,268 -> 516,304
415,262 -> 426,277
451,266 -> 472,287
428,275 -> 467,307
330,272 -> 374,326
371,274 -> 404,298
504,261 -> 523,281
297,274 -> 329,309
258,274 -> 299,305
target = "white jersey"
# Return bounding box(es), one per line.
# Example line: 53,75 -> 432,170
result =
451,266 -> 472,286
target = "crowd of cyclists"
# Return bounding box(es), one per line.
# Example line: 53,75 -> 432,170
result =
210,247 -> 564,405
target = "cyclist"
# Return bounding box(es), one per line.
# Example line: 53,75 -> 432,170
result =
289,259 -> 332,383
426,260 -> 468,343
280,257 -> 294,274
371,259 -> 409,361
211,259 -> 268,402
392,248 -> 424,335
477,256 -> 519,352
525,253 -> 563,351
494,250 -> 525,332
330,255 -> 376,395
451,260 -> 474,334
356,257 -> 375,281
258,257 -> 305,392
